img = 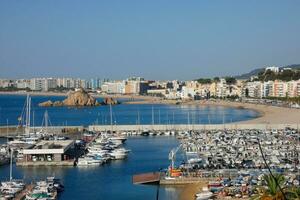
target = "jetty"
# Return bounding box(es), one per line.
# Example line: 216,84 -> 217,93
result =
1,123 -> 299,137
132,172 -> 160,184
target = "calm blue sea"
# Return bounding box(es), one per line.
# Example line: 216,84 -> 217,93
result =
0,94 -> 259,126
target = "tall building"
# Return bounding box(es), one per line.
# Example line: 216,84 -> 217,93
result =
262,81 -> 274,97
273,80 -> 287,97
244,81 -> 262,98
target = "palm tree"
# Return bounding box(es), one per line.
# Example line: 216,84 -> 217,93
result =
286,186 -> 300,200
251,174 -> 286,200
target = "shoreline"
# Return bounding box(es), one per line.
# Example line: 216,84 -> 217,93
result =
0,91 -> 159,100
126,99 -> 300,125
1,91 -> 299,125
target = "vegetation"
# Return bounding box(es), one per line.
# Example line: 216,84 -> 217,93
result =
195,77 -> 220,84
252,174 -> 285,200
48,86 -> 70,92
196,78 -> 212,84
0,86 -> 31,92
257,69 -> 300,82
263,96 -> 300,104
225,77 -> 237,84
252,174 -> 300,200
213,77 -> 220,82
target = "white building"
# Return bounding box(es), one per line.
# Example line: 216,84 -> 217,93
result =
265,66 -> 279,73
101,81 -> 125,94
244,81 -> 262,98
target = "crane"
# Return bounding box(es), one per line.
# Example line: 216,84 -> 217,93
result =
168,144 -> 183,170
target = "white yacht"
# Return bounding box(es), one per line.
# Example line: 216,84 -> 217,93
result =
77,157 -> 103,166
195,187 -> 214,200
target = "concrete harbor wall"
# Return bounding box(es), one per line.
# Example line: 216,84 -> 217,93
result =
88,123 -> 300,132
0,126 -> 84,137
1,123 -> 299,137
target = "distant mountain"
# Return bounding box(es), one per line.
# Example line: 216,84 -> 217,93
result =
235,64 -> 300,79
234,68 -> 264,79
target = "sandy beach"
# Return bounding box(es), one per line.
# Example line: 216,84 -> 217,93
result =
126,98 -> 300,125
194,100 -> 300,125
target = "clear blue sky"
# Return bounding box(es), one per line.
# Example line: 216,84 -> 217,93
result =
0,0 -> 299,80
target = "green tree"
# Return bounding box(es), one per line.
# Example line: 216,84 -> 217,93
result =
225,77 -> 236,84
196,78 -> 212,84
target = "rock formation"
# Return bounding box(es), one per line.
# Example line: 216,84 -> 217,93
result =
39,89 -> 119,107
62,89 -> 97,106
39,89 -> 99,107
102,97 -> 119,105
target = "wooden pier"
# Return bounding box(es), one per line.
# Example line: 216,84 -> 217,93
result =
160,177 -> 217,185
132,172 -> 160,184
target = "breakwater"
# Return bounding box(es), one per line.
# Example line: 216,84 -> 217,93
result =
1,123 -> 299,137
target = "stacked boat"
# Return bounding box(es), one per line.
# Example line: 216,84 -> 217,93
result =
25,177 -> 64,200
0,180 -> 25,199
77,133 -> 130,166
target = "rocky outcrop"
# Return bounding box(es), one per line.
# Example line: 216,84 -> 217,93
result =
39,89 -> 99,107
102,97 -> 119,105
39,89 -> 120,107
62,89 -> 97,106
38,100 -> 53,107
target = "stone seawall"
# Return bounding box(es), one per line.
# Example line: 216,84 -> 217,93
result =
1,123 -> 298,137
89,123 -> 299,132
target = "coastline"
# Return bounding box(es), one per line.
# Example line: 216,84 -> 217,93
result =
1,91 -> 299,125
126,99 -> 300,125
0,91 -> 159,100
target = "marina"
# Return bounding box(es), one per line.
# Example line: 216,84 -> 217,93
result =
0,94 -> 299,200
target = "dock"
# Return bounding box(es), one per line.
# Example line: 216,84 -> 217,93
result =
17,160 -> 75,166
132,172 -> 219,185
160,177 -> 217,185
132,172 -> 160,184
1,123 -> 299,138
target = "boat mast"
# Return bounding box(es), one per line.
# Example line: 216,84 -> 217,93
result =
32,110 -> 35,133
151,106 -> 154,126
137,110 -> 140,132
45,110 -> 49,131
109,104 -> 113,134
9,148 -> 13,181
6,119 -> 8,143
187,112 -> 190,130
158,109 -> 161,125
25,94 -> 31,134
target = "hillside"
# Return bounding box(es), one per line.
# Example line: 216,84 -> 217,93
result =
235,64 -> 300,79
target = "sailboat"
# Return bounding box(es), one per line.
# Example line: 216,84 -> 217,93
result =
105,103 -> 127,143
149,106 -> 156,136
0,149 -> 25,198
8,94 -> 38,146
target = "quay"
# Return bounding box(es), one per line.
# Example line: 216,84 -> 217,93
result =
89,123 -> 300,132
0,126 -> 84,137
1,123 -> 299,138
132,172 -> 160,184
160,177 -> 217,185
132,172 -> 218,185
